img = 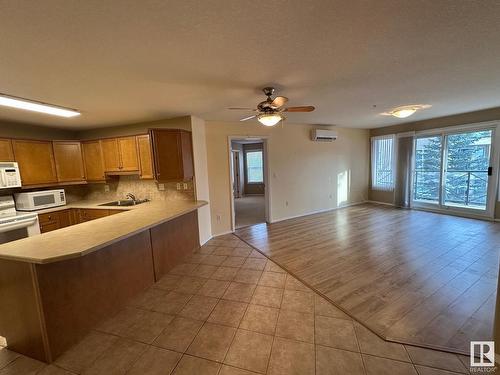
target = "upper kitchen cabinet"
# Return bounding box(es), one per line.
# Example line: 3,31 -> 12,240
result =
53,141 -> 86,183
0,139 -> 14,161
82,140 -> 106,182
150,129 -> 194,181
101,136 -> 139,173
12,140 -> 58,186
137,134 -> 154,179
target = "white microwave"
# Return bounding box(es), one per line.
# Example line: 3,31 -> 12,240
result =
15,189 -> 66,211
0,162 -> 22,189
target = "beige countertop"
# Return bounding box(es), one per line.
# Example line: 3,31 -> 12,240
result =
0,199 -> 207,264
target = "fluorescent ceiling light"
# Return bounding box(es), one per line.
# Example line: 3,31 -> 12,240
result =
381,104 -> 431,119
0,94 -> 80,118
257,113 -> 282,126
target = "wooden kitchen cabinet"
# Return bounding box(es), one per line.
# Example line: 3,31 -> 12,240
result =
137,134 -> 154,179
53,141 -> 86,183
78,208 -> 111,222
0,139 -> 14,161
101,137 -> 139,173
12,140 -> 58,186
82,140 -> 106,182
101,138 -> 121,172
150,129 -> 194,181
38,210 -> 72,234
39,208 -> 125,233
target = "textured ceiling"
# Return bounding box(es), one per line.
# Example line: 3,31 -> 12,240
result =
1,0 -> 500,130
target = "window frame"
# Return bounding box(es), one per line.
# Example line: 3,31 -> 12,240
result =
244,149 -> 264,184
371,135 -> 396,191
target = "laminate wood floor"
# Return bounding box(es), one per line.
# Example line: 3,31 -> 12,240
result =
234,203 -> 500,355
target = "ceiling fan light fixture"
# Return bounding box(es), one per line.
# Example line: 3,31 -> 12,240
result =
381,104 -> 431,119
257,113 -> 282,126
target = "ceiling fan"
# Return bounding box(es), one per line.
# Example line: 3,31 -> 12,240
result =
228,87 -> 315,126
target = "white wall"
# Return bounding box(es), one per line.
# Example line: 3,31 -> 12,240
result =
205,121 -> 370,235
190,116 -> 212,244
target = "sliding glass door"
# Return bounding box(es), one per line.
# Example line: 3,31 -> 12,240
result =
443,130 -> 492,210
412,127 -> 496,217
414,136 -> 443,206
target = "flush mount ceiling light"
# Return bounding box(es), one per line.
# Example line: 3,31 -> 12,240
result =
381,104 -> 431,119
0,94 -> 80,118
257,113 -> 283,126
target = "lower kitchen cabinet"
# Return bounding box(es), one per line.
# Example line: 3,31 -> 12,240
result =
39,208 -> 125,233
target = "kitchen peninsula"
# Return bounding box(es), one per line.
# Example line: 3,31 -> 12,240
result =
0,199 -> 207,363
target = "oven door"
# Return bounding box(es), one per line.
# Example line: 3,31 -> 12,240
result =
0,216 -> 40,244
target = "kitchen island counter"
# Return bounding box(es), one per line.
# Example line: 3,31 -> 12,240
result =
0,199 -> 207,264
0,199 -> 207,363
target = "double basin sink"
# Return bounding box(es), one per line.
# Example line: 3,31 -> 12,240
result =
99,199 -> 149,207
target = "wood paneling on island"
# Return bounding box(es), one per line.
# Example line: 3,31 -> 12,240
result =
0,209 -> 200,363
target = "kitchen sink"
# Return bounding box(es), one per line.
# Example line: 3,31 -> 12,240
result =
99,199 -> 149,207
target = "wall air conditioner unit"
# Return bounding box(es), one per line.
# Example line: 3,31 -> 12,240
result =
311,129 -> 338,142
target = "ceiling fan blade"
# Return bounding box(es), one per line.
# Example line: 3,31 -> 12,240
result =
228,107 -> 257,111
239,115 -> 256,122
270,96 -> 288,108
285,106 -> 315,112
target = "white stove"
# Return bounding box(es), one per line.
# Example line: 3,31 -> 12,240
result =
0,196 -> 40,244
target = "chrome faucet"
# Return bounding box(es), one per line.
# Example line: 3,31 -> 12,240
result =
125,193 -> 137,201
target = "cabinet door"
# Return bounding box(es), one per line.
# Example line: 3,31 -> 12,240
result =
137,135 -> 154,179
101,138 -> 121,172
117,136 -> 139,171
151,129 -> 194,181
82,141 -> 106,182
12,140 -> 58,185
79,208 -> 110,222
180,131 -> 194,180
0,139 -> 14,161
58,210 -> 72,228
53,141 -> 86,183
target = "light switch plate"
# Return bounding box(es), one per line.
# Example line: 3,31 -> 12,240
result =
104,184 -> 110,192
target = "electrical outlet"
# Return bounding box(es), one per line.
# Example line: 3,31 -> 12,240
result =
104,184 -> 110,192
158,183 -> 165,191
183,183 -> 188,190
176,183 -> 181,190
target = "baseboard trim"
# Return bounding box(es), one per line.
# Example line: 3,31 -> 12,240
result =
365,200 -> 395,206
269,201 -> 365,224
199,235 -> 212,246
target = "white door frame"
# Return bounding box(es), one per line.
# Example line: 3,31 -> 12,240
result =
411,121 -> 499,219
227,136 -> 271,232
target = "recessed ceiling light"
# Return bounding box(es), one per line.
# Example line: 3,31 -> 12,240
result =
381,104 -> 431,119
0,94 -> 80,118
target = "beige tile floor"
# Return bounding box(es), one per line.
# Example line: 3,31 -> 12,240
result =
0,234 -> 482,374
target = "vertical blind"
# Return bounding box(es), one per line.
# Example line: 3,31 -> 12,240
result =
371,135 -> 395,191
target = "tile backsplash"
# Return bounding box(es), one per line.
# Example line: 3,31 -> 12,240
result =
65,175 -> 195,203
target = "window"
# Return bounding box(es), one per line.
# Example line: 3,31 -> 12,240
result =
246,150 -> 263,183
371,135 -> 395,191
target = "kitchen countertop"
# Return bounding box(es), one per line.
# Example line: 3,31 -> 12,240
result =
0,199 -> 208,264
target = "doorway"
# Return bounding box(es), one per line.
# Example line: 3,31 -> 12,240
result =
229,137 -> 269,230
412,125 -> 498,218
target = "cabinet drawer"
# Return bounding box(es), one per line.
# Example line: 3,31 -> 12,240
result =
38,212 -> 58,225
